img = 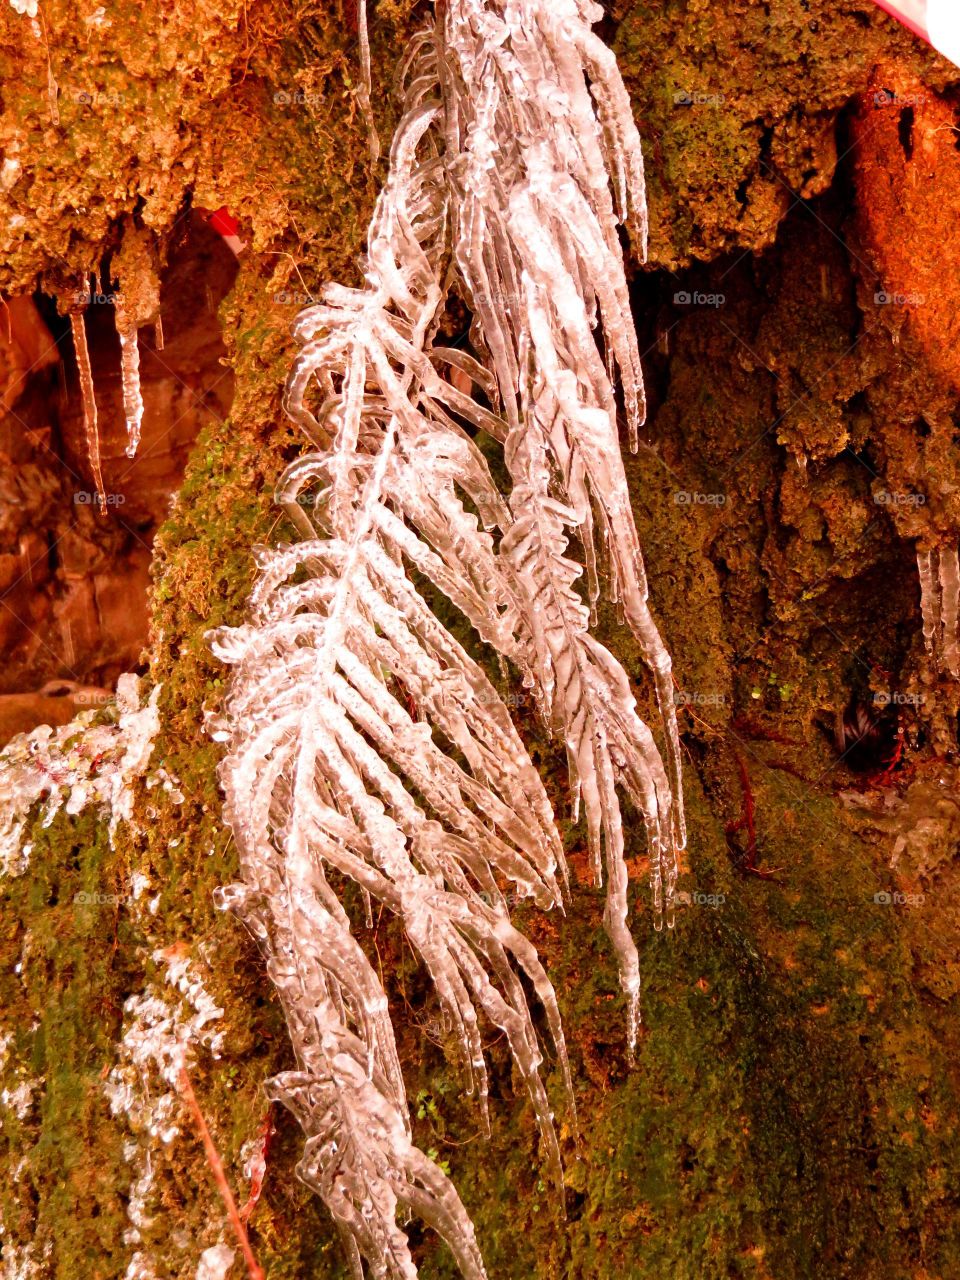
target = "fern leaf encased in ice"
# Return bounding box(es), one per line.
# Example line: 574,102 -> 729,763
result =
210,4 -> 684,1275
211,39 -> 569,1280
436,0 -> 684,1033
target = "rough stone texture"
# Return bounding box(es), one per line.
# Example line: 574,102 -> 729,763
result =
0,219 -> 236,699
3,2 -> 960,1279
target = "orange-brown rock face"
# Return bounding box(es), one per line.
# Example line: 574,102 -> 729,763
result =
851,70 -> 960,395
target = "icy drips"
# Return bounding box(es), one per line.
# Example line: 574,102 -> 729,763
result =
0,674 -> 161,877
69,309 -> 106,509
918,545 -> 960,678
115,298 -> 144,458
104,949 -> 224,1268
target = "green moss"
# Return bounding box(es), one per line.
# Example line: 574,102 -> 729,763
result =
393,774 -> 960,1280
0,810 -> 141,1275
614,0 -> 951,268
3,2 -> 960,1277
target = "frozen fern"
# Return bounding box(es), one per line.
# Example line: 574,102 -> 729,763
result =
210,3 -> 684,1276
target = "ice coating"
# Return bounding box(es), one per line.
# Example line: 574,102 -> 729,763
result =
917,545 -> 960,679
0,675 -> 161,877
115,298 -> 144,458
195,1245 -> 236,1280
104,949 -> 226,1273
210,3 -> 684,1274
69,309 -> 106,509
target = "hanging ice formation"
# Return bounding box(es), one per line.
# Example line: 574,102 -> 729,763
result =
68,305 -> 106,509
209,2 -> 685,1276
113,228 -> 161,460
66,232 -> 161,481
918,545 -> 960,677
114,297 -> 144,458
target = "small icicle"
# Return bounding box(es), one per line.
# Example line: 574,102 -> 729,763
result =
69,310 -> 106,511
940,546 -> 960,678
46,57 -> 59,126
356,1 -> 380,165
154,314 -> 164,352
28,9 -> 59,126
918,548 -> 941,666
114,298 -> 144,458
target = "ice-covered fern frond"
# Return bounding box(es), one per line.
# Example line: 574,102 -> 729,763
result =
436,0 -> 686,1033
211,34 -> 570,1278
210,3 -> 684,1276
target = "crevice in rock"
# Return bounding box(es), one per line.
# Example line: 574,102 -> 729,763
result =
0,212 -> 237,742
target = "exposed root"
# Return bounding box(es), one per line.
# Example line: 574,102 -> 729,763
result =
176,1068 -> 265,1280
725,746 -> 780,880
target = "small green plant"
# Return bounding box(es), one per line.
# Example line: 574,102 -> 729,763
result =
425,1147 -> 451,1177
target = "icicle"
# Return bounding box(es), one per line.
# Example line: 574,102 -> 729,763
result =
112,226 -> 162,457
940,546 -> 960,677
69,309 -> 106,510
114,299 -> 144,458
916,545 -> 960,678
154,315 -> 164,352
918,548 -> 940,663
356,1 -> 380,165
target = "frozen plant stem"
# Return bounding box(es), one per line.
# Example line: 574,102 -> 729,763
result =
355,0 -> 380,164
211,2 -> 684,1275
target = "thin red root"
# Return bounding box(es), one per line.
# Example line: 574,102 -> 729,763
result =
725,746 -> 780,879
177,1068 -> 265,1280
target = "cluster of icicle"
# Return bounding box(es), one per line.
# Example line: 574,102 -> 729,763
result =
69,246 -> 160,508
0,674 -> 160,878
209,3 -> 684,1277
918,546 -> 960,678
